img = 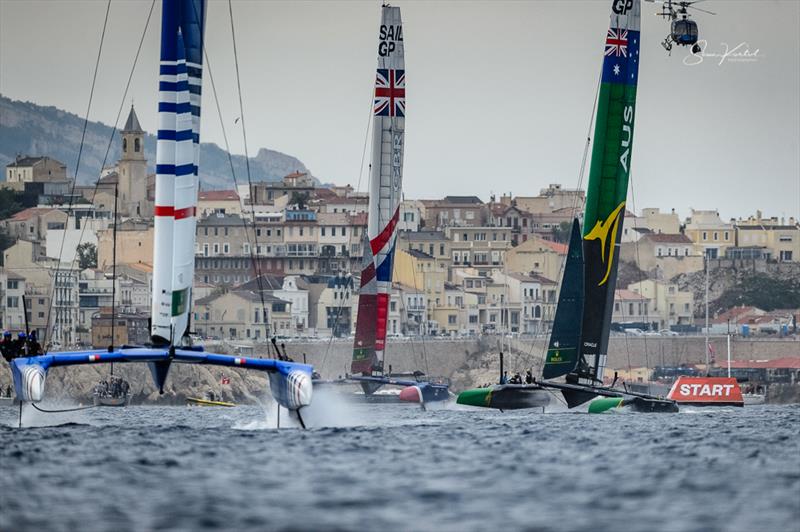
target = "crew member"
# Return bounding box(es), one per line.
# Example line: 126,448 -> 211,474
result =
27,330 -> 42,356
0,331 -> 12,362
13,332 -> 27,358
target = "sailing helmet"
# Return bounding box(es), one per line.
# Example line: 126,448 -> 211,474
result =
18,332 -> 27,339
3,331 -> 10,338
29,330 -> 37,340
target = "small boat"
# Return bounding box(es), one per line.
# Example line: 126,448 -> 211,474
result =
91,375 -> 131,407
743,393 -> 766,406
187,392 -> 235,407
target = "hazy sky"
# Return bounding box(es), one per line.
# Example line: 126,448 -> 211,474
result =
1,0 -> 798,221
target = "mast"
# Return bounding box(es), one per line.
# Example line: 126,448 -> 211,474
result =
368,5 -> 405,370
704,255 -> 709,370
572,0 -> 641,386
150,0 -> 206,346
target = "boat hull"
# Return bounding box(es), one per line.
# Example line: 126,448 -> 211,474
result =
457,385 -> 551,410
186,397 -> 235,407
398,383 -> 450,404
93,395 -> 130,407
588,396 -> 679,413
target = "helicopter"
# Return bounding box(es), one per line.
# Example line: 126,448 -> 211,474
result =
646,0 -> 716,54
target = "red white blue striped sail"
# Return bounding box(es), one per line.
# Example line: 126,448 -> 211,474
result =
151,0 -> 206,345
368,5 -> 405,359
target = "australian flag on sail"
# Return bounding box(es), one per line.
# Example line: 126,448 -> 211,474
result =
374,69 -> 405,117
601,29 -> 640,85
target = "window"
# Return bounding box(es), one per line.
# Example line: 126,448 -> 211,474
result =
713,232 -> 718,241
6,297 -> 19,308
390,301 -> 397,312
223,243 -> 229,254
724,231 -> 729,240
321,227 -> 326,236
213,243 -> 220,254
628,303 -> 634,315
7,280 -> 18,290
448,315 -> 456,325
702,231 -> 707,241
134,138 -> 140,152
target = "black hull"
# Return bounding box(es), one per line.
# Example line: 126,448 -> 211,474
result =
489,385 -> 551,410
624,396 -> 679,413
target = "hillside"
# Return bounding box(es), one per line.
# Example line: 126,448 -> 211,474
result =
0,94 -> 312,189
673,262 -> 800,316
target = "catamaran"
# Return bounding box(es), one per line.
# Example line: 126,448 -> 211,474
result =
345,4 -> 449,407
9,0 -> 313,427
457,0 -> 677,413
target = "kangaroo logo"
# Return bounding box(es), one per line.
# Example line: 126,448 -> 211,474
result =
584,201 -> 626,286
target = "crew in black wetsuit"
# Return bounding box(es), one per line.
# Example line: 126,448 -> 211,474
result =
27,330 -> 42,356
13,332 -> 27,358
0,331 -> 13,362
525,370 -> 533,384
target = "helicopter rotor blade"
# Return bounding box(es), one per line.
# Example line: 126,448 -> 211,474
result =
688,5 -> 717,15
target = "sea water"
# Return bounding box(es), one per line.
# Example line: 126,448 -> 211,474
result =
1,402 -> 798,532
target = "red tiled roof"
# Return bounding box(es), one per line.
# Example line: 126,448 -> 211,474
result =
527,273 -> 557,285
615,289 -> 648,300
285,171 -> 307,179
347,212 -> 368,226
198,190 -> 239,201
7,207 -> 60,222
726,357 -> 800,369
538,239 -> 568,254
712,305 -> 764,324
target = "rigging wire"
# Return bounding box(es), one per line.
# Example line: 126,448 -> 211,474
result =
318,83 -> 376,374
528,71 -> 603,379
196,0 -> 273,350
226,0 -> 273,346
628,170 -> 652,393
43,0 -> 156,353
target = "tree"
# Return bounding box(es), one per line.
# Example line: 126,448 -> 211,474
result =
0,188 -> 25,220
551,221 -> 573,244
76,242 -> 97,269
289,191 -> 310,209
0,227 -> 14,266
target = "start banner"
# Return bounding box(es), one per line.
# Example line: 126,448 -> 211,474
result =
667,376 -> 744,406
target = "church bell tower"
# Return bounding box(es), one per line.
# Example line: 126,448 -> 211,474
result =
118,105 -> 148,217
